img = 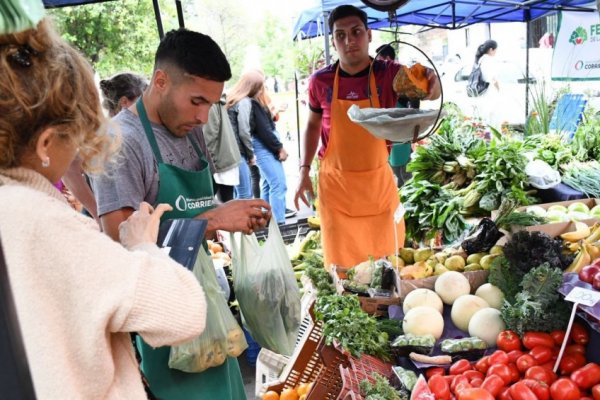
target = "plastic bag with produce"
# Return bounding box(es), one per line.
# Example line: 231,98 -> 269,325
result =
168,247 -> 247,373
230,219 -> 301,356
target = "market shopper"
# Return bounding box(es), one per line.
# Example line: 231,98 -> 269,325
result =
62,72 -> 149,223
473,40 -> 501,131
227,69 -> 289,224
91,28 -> 270,399
0,19 -> 208,398
294,5 -> 440,268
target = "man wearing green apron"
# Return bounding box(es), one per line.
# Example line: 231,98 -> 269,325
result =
91,28 -> 270,400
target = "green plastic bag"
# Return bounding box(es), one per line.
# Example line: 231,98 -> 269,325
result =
0,0 -> 45,35
230,219 -> 301,356
168,247 -> 247,373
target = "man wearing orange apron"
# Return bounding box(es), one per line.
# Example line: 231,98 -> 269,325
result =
294,5 -> 440,268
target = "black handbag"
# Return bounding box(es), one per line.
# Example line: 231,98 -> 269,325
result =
466,63 -> 490,97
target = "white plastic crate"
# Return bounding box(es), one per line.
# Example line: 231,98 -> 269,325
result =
254,348 -> 289,398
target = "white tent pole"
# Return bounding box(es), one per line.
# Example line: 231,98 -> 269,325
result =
323,7 -> 331,65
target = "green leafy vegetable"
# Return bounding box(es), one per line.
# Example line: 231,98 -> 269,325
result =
359,373 -> 408,400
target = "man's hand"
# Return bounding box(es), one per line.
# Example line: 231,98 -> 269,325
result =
294,169 -> 314,210
200,199 -> 272,235
118,202 -> 173,249
424,67 -> 441,101
249,156 -> 257,166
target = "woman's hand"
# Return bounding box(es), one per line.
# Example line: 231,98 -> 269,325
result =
200,199 -> 272,235
278,148 -> 288,162
249,156 -> 257,166
119,202 -> 173,249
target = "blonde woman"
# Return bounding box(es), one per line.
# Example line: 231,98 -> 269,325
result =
0,19 -> 207,398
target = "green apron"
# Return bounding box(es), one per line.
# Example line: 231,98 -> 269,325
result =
135,99 -> 246,400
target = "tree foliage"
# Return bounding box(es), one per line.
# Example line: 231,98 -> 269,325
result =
49,0 -> 177,78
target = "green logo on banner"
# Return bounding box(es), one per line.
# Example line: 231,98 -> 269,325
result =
569,26 -> 588,45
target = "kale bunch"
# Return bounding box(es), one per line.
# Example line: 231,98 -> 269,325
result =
503,231 -> 573,273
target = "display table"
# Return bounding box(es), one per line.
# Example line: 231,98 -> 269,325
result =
537,182 -> 587,203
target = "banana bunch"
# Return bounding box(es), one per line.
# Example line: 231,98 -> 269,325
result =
564,222 -> 600,273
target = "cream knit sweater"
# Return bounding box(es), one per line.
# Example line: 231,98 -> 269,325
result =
0,168 -> 207,399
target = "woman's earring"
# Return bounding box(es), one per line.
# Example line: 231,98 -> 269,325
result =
41,157 -> 50,168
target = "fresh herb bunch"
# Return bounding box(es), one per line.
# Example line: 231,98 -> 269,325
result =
500,263 -> 570,336
314,295 -> 390,360
359,373 -> 408,400
474,137 -> 537,211
304,265 -> 335,296
503,231 -> 572,274
572,110 -> 600,162
527,133 -> 574,169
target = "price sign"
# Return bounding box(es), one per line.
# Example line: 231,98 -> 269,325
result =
565,286 -> 600,307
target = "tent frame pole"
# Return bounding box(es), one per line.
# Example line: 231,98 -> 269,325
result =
152,0 -> 165,39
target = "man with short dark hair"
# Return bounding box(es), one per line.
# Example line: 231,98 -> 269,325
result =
92,28 -> 267,400
294,5 -> 440,269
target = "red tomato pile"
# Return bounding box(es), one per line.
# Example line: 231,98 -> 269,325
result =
424,323 -> 600,399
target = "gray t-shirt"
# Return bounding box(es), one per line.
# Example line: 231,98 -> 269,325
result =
91,109 -> 208,217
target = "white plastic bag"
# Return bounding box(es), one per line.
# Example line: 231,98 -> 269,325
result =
168,247 -> 247,373
525,159 -> 561,189
230,220 -> 301,356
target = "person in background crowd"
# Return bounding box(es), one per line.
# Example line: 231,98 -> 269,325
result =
227,70 -> 290,224
375,43 -> 413,188
294,5 -> 440,268
0,18 -> 207,398
91,28 -> 270,400
62,71 -> 149,224
473,39 -> 501,131
203,94 -> 241,203
100,72 -> 149,117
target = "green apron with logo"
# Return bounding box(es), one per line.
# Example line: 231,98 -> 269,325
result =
135,99 -> 246,400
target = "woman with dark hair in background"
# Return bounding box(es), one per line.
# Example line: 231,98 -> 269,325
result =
100,72 -> 148,117
473,39 -> 501,130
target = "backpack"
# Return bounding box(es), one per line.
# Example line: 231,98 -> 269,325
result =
466,62 -> 489,97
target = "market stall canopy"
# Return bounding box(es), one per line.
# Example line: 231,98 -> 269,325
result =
292,0 -> 595,39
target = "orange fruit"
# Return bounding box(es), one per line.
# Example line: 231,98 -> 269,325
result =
297,383 -> 311,396
280,388 -> 299,400
262,391 -> 279,400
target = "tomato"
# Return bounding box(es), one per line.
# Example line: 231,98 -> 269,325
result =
457,388 -> 494,400
489,350 -> 510,365
564,343 -> 587,356
487,364 -> 513,385
516,354 -> 537,373
429,374 -> 451,400
443,375 -> 457,386
470,378 -> 483,388
475,356 -> 491,374
570,322 -> 590,345
426,367 -> 446,380
593,384 -> 600,400
523,332 -> 555,350
498,387 -> 513,400
550,378 -> 581,400
525,366 -> 557,385
481,375 -> 505,397
559,353 -> 587,375
508,350 -> 524,363
550,330 -> 567,346
463,370 -> 484,383
450,359 -> 472,375
509,381 -> 538,400
506,363 -> 520,383
571,363 -> 600,390
451,375 -> 470,394
529,345 -> 554,364
521,379 -> 550,400
498,330 -> 522,352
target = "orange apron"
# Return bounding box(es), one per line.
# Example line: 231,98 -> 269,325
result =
318,66 -> 405,269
